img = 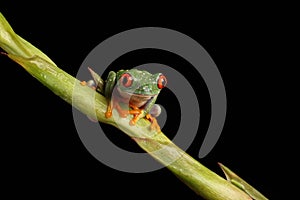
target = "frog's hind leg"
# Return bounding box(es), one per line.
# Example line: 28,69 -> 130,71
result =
80,67 -> 105,92
87,67 -> 104,93
145,114 -> 161,132
114,101 -> 128,118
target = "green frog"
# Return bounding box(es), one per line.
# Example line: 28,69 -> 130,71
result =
82,67 -> 167,132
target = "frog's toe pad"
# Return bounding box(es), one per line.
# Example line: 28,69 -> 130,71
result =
80,80 -> 96,90
80,81 -> 87,86
129,119 -> 136,126
105,111 -> 112,118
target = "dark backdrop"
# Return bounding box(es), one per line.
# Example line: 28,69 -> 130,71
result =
1,4 -> 294,200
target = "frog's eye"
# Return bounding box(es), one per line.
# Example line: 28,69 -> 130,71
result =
157,74 -> 167,89
120,73 -> 133,87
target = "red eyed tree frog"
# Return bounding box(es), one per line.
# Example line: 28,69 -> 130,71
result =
82,67 -> 167,132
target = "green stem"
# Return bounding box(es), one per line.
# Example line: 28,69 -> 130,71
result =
1,12 -> 267,200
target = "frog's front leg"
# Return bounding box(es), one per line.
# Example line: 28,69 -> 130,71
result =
128,104 -> 143,125
105,100 -> 113,118
104,71 -> 117,118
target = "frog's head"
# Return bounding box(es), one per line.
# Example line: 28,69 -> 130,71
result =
116,69 -> 167,98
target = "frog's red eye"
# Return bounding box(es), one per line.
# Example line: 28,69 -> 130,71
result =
120,73 -> 133,87
157,74 -> 167,89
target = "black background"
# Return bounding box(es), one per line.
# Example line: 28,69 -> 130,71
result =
1,3 -> 295,199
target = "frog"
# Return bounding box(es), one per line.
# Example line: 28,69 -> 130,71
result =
82,67 -> 167,132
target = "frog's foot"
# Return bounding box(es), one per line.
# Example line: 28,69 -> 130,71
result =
80,80 -> 97,90
128,105 -> 143,126
80,80 -> 99,122
145,114 -> 161,132
129,113 -> 142,126
105,101 -> 113,118
106,101 -> 142,119
80,80 -> 87,86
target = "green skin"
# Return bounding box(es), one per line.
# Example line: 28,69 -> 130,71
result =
89,68 -> 166,122
105,69 -> 163,116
